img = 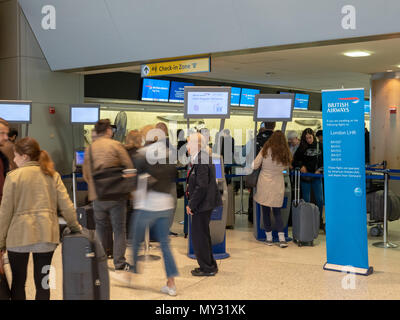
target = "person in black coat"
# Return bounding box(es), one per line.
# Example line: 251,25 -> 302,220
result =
293,128 -> 324,230
186,133 -> 222,276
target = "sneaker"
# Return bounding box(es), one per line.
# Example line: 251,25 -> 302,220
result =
279,241 -> 288,248
265,239 -> 273,246
161,285 -> 177,296
115,263 -> 135,273
110,270 -> 133,287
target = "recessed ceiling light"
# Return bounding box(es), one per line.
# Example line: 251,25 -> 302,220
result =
387,70 -> 393,72
343,51 -> 371,57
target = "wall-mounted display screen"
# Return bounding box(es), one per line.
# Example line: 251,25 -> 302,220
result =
231,87 -> 241,106
184,87 -> 231,119
294,93 -> 309,110
254,94 -> 294,121
169,81 -> 194,103
240,88 -> 260,107
142,78 -> 170,102
0,101 -> 32,123
70,104 -> 100,124
364,100 -> 370,114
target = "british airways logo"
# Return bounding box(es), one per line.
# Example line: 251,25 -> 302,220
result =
339,97 -> 360,104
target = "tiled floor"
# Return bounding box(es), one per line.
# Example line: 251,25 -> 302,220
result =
4,191 -> 400,300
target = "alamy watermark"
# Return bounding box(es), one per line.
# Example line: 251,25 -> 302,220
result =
341,265 -> 356,290
41,5 -> 56,30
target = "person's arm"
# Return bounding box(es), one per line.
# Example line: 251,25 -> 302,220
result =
116,143 -> 134,169
82,146 -> 91,183
292,147 -> 305,171
0,177 -> 15,251
252,151 -> 263,170
188,164 -> 209,213
54,173 -> 81,233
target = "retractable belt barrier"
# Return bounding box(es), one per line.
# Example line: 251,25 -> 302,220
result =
62,166 -> 400,184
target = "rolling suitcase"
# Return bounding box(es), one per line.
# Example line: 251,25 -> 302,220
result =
62,228 -> 110,300
77,204 -> 114,258
77,205 -> 96,230
291,170 -> 320,247
366,190 -> 400,222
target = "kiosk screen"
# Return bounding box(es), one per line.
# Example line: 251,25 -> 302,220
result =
70,105 -> 100,124
75,150 -> 85,166
213,158 -> 223,180
0,101 -> 31,123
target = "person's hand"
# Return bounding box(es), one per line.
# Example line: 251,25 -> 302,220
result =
300,166 -> 307,173
315,169 -> 322,174
123,173 -> 136,178
186,206 -> 193,216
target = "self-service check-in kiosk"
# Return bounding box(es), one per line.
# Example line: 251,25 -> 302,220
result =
184,86 -> 231,260
252,94 -> 295,242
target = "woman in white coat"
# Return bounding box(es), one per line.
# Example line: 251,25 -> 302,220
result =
253,131 -> 292,248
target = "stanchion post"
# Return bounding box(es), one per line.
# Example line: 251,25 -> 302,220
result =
373,169 -> 398,249
137,225 -> 161,261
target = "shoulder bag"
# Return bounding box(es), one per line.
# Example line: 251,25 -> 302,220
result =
89,145 -> 137,201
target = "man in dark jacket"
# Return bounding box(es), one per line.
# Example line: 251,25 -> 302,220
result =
0,118 -> 10,204
186,133 -> 222,276
248,122 -> 275,222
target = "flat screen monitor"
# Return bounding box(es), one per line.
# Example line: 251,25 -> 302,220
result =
184,86 -> 231,119
254,94 -> 294,122
364,100 -> 370,114
213,158 -> 223,180
75,150 -> 85,166
0,101 -> 32,123
70,104 -> 100,124
231,87 -> 241,106
240,88 -> 260,107
142,78 -> 170,102
169,81 -> 194,103
294,93 -> 309,110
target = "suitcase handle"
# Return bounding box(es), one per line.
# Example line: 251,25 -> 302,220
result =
294,168 -> 301,205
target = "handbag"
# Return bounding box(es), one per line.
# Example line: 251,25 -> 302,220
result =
89,145 -> 137,201
245,168 -> 261,188
0,256 -> 10,300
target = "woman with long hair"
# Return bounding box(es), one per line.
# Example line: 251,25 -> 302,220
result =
253,131 -> 292,248
293,128 -> 324,230
0,137 -> 81,300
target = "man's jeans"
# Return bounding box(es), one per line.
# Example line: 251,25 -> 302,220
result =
93,200 -> 127,269
131,209 -> 179,279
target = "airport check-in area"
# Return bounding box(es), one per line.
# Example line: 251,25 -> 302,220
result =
0,0 -> 400,303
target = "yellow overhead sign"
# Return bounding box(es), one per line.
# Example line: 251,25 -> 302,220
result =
141,57 -> 210,77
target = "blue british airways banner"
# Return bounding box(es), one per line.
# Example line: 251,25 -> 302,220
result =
322,88 -> 372,275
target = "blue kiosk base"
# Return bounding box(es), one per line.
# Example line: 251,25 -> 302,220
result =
255,203 -> 292,243
187,207 -> 230,260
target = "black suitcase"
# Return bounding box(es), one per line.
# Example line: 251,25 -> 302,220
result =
77,205 -> 114,258
77,205 -> 96,230
62,228 -> 110,300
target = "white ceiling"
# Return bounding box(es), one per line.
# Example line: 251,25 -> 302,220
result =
80,37 -> 400,93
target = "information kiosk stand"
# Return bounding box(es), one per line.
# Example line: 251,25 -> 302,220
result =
252,94 -> 294,242
70,104 -> 100,209
184,86 -> 231,260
